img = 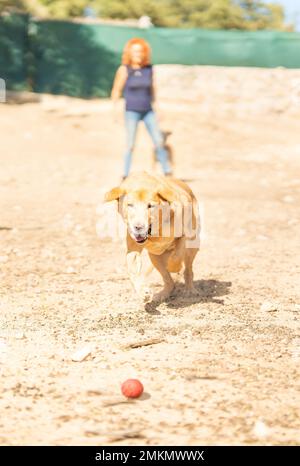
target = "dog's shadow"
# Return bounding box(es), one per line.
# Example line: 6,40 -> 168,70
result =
145,279 -> 232,313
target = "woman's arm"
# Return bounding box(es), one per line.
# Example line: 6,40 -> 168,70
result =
151,69 -> 164,123
111,65 -> 127,102
151,68 -> 156,103
151,83 -> 156,106
111,65 -> 127,122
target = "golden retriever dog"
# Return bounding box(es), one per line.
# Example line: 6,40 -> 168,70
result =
105,172 -> 200,304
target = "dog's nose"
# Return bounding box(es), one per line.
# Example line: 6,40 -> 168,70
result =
134,223 -> 146,232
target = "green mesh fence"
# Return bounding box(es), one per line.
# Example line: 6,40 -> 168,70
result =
1,15 -> 300,97
0,14 -> 29,91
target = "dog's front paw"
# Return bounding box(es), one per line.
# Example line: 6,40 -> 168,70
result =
184,286 -> 200,297
138,286 -> 153,304
152,286 -> 174,303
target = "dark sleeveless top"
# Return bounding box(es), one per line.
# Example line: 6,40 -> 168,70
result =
123,65 -> 153,112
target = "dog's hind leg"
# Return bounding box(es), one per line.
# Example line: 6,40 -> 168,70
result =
167,237 -> 185,273
183,247 -> 199,296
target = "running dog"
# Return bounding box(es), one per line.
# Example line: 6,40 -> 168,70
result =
105,172 -> 200,304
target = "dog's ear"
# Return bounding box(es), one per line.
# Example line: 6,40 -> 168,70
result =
158,186 -> 178,203
158,186 -> 190,206
104,187 -> 125,202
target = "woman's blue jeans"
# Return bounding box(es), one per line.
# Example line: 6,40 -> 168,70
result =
123,110 -> 171,177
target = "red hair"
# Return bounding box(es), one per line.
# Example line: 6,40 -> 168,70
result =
122,38 -> 152,67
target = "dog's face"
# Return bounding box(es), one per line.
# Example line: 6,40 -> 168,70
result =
122,190 -> 161,243
105,181 -> 183,244
105,173 -> 195,245
105,188 -> 164,244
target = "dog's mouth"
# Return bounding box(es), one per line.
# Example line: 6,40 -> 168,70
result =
130,225 -> 152,244
134,234 -> 147,244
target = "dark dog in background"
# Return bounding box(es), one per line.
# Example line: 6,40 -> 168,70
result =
152,131 -> 174,174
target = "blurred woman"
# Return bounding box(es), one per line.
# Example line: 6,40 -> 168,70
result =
111,38 -> 172,179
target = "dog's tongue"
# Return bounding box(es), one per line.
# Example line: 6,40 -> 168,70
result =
135,234 -> 147,243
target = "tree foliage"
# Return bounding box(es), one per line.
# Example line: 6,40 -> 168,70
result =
0,0 -> 47,16
0,0 -> 291,31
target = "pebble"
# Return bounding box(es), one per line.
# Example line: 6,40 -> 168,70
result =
260,301 -> 279,312
71,345 -> 92,362
253,420 -> 270,438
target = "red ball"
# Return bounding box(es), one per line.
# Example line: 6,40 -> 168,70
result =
121,379 -> 144,398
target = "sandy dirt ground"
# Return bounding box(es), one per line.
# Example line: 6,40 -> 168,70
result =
0,66 -> 299,445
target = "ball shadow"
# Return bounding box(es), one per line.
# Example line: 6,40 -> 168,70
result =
137,392 -> 151,401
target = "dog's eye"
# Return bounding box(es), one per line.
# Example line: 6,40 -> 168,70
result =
127,203 -> 134,208
147,203 -> 155,209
